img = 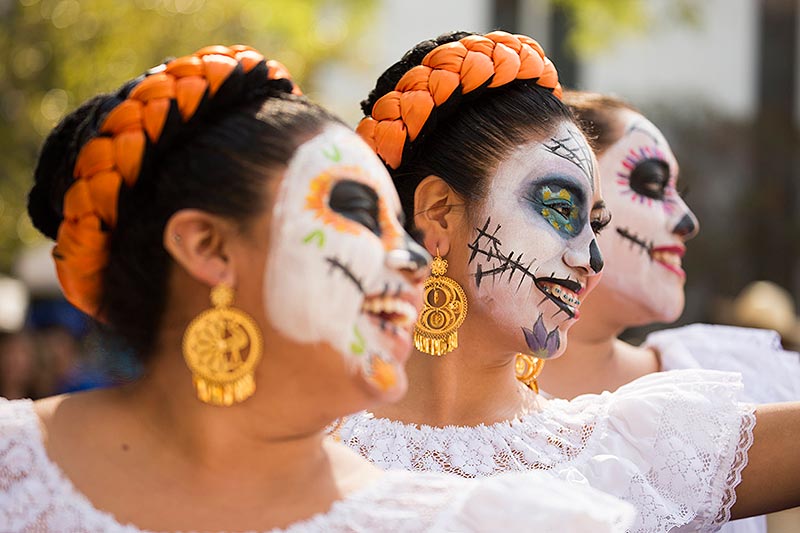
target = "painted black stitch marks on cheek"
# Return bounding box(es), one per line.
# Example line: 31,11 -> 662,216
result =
616,227 -> 653,255
325,256 -> 365,294
543,127 -> 595,191
467,217 -> 537,292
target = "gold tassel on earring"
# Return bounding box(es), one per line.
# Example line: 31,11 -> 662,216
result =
515,354 -> 545,394
414,249 -> 467,356
182,284 -> 263,406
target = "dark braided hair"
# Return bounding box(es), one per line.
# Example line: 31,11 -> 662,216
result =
29,50 -> 339,361
361,31 -> 575,234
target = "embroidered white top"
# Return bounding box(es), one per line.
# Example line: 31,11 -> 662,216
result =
0,398 -> 636,533
339,369 -> 757,533
644,324 -> 800,533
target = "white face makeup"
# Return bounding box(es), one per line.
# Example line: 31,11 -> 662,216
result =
466,122 -> 608,359
264,124 -> 428,398
595,109 -> 699,323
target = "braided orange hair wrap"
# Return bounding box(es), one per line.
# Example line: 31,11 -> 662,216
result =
356,31 -> 562,170
54,45 -> 301,318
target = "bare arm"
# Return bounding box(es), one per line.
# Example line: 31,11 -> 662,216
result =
731,402 -> 800,519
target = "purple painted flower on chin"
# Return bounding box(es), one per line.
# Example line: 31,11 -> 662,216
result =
522,315 -> 560,359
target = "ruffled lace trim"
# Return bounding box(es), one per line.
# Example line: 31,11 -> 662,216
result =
712,404 -> 757,529
340,369 -> 755,533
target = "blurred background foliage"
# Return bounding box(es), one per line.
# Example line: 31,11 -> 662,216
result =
0,0 -> 375,269
0,0 -> 698,270
551,0 -> 700,54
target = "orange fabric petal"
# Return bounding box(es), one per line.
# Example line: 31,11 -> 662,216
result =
114,130 -> 146,186
538,58 -> 558,89
100,100 -> 143,135
517,44 -> 545,79
400,91 -> 434,141
175,76 -> 208,121
553,83 -> 563,100
87,170 -> 122,228
165,55 -> 204,78
459,50 -> 494,94
488,42 -> 520,87
143,98 -> 170,142
395,66 -> 432,93
371,93 -> 402,121
519,36 -> 546,58
203,54 -> 238,96
460,35 -> 494,56
428,69 -> 460,105
63,180 -> 94,221
54,218 -> 108,317
355,118 -> 378,151
74,138 -> 114,179
129,73 -> 176,102
487,31 -> 521,52
422,42 -> 466,72
196,45 -> 236,58
235,49 -> 265,73
375,120 -> 406,170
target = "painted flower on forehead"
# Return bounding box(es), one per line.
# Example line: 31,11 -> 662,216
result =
522,315 -> 561,359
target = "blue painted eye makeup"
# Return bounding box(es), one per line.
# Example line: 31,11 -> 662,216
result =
522,176 -> 587,238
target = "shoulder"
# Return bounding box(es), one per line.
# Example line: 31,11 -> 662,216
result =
0,398 -> 53,531
646,324 -> 800,403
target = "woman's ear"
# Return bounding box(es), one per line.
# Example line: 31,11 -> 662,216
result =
413,175 -> 464,257
163,209 -> 237,288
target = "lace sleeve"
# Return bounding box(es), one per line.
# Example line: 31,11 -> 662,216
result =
567,370 -> 756,533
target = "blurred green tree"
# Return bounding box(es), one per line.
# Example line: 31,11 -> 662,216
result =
0,0 -> 374,268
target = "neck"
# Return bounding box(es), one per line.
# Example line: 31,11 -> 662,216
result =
371,330 -> 534,427
539,294 -> 658,399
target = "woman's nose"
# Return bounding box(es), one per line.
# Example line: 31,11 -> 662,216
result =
672,213 -> 698,240
386,237 -> 431,282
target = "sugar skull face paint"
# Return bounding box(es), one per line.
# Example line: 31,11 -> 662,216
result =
465,122 -> 609,359
265,124 -> 429,398
595,109 -> 699,323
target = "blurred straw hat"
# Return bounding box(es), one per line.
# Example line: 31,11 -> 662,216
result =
717,280 -> 800,345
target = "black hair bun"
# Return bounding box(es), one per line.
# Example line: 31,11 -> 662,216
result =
28,94 -> 112,240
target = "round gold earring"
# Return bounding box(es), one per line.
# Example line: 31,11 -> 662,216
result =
515,354 -> 545,393
182,284 -> 263,406
414,248 -> 468,356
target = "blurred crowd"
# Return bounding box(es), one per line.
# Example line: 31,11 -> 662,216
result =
0,252 -> 141,400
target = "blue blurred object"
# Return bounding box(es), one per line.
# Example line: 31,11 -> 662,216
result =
27,298 -> 90,339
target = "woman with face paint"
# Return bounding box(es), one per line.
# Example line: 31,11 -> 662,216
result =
337,31 -> 800,532
0,46 -> 639,532
540,91 -> 800,533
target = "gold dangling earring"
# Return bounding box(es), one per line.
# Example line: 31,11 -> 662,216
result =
515,354 -> 545,394
182,284 -> 263,406
414,248 -> 468,356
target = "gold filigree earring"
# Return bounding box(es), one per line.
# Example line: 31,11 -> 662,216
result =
515,354 -> 545,394
182,284 -> 263,406
414,248 -> 468,356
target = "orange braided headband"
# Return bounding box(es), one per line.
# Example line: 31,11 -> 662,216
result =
54,45 -> 301,318
356,31 -> 562,170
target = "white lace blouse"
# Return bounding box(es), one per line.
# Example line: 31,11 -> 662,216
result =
644,324 -> 800,533
338,369 -> 757,533
0,398 -> 636,533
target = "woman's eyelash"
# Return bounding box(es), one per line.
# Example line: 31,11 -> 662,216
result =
591,213 -> 612,235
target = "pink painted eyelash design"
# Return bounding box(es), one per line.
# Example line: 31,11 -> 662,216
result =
615,145 -> 678,214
